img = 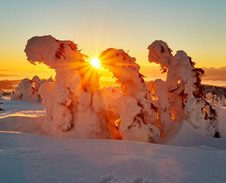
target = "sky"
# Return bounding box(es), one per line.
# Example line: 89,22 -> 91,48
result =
0,0 -> 226,84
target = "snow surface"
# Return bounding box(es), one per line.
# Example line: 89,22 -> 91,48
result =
1,132 -> 226,183
0,98 -> 45,119
217,106 -> 226,137
1,36 -> 226,182
0,100 -> 226,182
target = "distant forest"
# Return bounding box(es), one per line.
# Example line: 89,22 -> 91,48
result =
0,80 -> 20,91
203,85 -> 226,98
1,80 -> 226,99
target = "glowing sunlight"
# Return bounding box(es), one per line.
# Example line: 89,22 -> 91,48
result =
90,57 -> 101,69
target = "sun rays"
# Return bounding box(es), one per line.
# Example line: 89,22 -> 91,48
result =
90,57 -> 101,69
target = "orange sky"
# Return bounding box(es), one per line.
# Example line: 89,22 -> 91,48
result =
1,0 -> 226,86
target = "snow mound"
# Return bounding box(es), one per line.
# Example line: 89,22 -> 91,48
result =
1,99 -> 226,151
166,121 -> 226,150
0,99 -> 45,119
217,106 -> 226,137
0,132 -> 226,183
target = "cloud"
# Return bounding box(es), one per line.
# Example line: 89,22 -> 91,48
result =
0,69 -> 10,72
0,74 -> 18,78
139,66 -> 226,83
202,67 -> 226,81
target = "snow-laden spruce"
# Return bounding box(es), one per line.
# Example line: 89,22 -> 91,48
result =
99,48 -> 160,142
11,76 -> 53,102
25,35 -> 110,139
148,40 -> 220,137
24,35 -> 221,142
205,92 -> 226,107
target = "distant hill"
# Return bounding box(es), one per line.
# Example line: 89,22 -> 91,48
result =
203,67 -> 226,81
1,79 -> 226,98
0,80 -> 20,91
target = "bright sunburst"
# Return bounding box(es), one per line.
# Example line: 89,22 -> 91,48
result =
90,57 -> 101,69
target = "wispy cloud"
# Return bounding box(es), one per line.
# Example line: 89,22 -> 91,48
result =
0,74 -> 18,78
140,65 -> 226,83
203,67 -> 226,81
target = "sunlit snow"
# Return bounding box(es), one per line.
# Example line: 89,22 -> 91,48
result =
0,35 -> 226,182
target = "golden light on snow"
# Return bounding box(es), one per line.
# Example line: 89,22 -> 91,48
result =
90,57 -> 101,69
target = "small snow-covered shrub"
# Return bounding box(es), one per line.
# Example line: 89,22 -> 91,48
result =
11,76 -> 53,102
203,85 -> 226,107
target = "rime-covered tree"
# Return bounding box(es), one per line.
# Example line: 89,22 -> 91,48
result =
148,40 -> 220,137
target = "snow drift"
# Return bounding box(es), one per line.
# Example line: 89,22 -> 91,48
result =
1,132 -> 226,183
22,35 -> 221,142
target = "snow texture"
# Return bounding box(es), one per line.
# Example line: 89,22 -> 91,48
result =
0,131 -> 226,183
148,40 -> 220,138
1,35 -> 226,183
99,48 -> 160,142
22,36 -> 222,142
1,91 -> 226,183
25,35 -> 109,139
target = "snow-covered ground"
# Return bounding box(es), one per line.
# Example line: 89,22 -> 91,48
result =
0,99 -> 226,182
1,132 -> 226,183
0,97 -> 45,119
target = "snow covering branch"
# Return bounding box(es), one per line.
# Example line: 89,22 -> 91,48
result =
148,40 -> 220,137
23,36 -> 220,142
99,48 -> 160,142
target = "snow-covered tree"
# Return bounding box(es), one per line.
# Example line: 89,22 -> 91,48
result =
24,35 -> 221,141
148,40 -> 220,137
11,76 -> 53,102
99,48 -> 160,142
0,102 -> 4,111
25,35 -> 110,139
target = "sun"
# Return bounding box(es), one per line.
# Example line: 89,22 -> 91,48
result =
90,57 -> 101,69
